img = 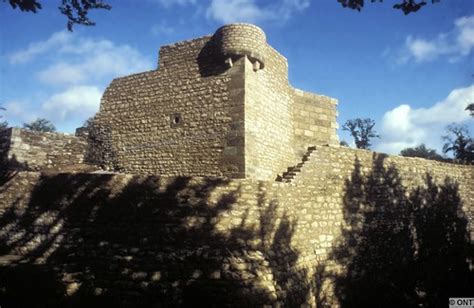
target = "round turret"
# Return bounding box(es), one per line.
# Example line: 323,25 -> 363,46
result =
213,23 -> 266,69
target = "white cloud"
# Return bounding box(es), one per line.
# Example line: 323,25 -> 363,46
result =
206,0 -> 310,24
36,37 -> 152,86
6,31 -> 154,132
4,101 -> 26,118
157,0 -> 196,8
41,86 -> 102,122
399,15 -> 474,63
9,31 -> 72,64
2,87 -> 101,130
404,36 -> 442,62
151,23 -> 175,36
38,62 -> 87,85
456,16 -> 474,55
9,31 -> 153,86
3,101 -> 38,125
375,84 -> 474,155
207,0 -> 266,24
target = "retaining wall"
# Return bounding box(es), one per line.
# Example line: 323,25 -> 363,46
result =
0,146 -> 472,306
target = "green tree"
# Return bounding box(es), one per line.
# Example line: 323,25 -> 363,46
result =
0,107 -> 8,131
75,115 -> 95,137
338,0 -> 440,14
23,118 -> 56,133
400,144 -> 444,161
5,0 -> 439,32
442,124 -> 474,163
466,103 -> 474,117
5,0 -> 111,31
82,116 -> 95,129
342,118 -> 380,149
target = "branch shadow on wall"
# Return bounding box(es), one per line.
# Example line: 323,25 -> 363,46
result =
0,173 -> 306,306
314,154 -> 473,307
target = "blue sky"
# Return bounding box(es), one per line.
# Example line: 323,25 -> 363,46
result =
1,0 -> 473,155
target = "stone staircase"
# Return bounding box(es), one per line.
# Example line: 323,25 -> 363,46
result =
276,146 -> 316,183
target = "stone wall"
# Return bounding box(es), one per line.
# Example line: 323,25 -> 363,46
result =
97,34 -> 244,178
292,89 -> 339,152
0,128 -> 89,171
95,23 -> 339,180
1,148 -> 472,306
244,43 -> 296,180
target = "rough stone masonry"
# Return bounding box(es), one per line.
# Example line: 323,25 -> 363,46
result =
0,23 -> 473,307
92,23 -> 339,180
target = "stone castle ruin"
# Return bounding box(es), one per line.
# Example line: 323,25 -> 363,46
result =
0,24 -> 473,307
91,23 -> 338,180
2,23 -> 340,179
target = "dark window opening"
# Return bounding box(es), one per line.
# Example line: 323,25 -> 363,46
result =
170,113 -> 183,127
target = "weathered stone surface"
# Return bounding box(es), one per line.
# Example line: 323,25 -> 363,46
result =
93,23 -> 338,180
0,146 -> 472,306
0,23 -> 472,307
0,128 -> 93,172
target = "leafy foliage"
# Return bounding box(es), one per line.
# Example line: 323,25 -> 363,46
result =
6,0 -> 438,33
0,107 -> 8,131
466,103 -> 474,117
6,0 -> 41,12
400,144 -> 444,161
340,140 -> 349,147
5,0 -> 111,31
392,0 -> 441,14
442,124 -> 474,163
337,0 -> 440,14
82,116 -> 95,129
23,118 -> 56,133
59,0 -> 111,31
342,118 -> 380,149
75,116 -> 95,137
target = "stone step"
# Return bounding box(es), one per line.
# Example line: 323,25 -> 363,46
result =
286,167 -> 301,173
277,145 -> 317,183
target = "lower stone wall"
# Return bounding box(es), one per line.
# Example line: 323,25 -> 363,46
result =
0,128 -> 91,172
0,147 -> 472,306
294,145 -> 474,306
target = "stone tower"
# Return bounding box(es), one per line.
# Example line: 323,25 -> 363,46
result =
94,23 -> 339,180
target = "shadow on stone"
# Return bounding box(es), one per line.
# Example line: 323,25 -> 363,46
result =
314,153 -> 473,307
0,173 -> 306,306
197,38 -> 229,78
